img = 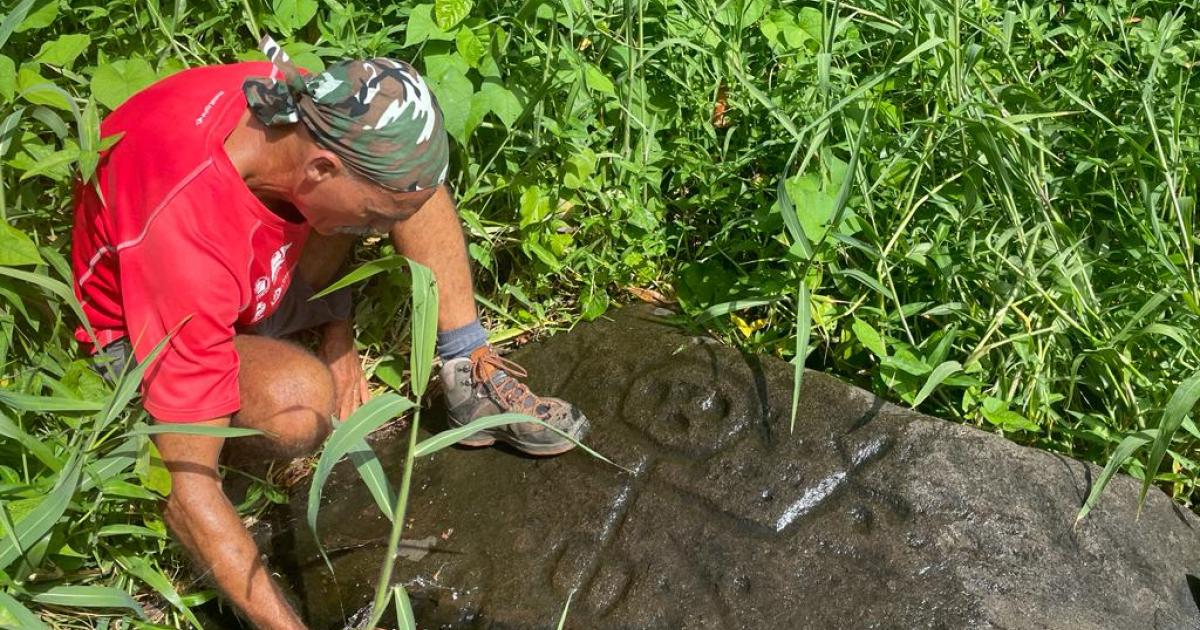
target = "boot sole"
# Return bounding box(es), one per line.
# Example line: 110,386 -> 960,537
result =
455,433 -> 579,457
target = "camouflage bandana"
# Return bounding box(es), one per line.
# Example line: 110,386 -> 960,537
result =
242,36 -> 449,192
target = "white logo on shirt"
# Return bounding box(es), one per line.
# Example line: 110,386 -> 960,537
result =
270,242 -> 292,282
195,90 -> 225,126
250,242 -> 295,322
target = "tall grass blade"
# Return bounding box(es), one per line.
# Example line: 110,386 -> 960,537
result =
1076,430 -> 1155,526
308,394 -> 414,568
0,456 -> 82,571
0,590 -> 48,630
392,585 -> 416,630
1137,370 -> 1200,514
790,281 -> 810,433
366,407 -> 423,629
80,436 -> 142,492
28,585 -> 145,617
413,412 -> 628,471
310,255 -> 407,299
695,298 -> 778,322
0,391 -> 103,412
94,326 -> 181,436
126,424 -> 264,438
0,0 -> 35,50
347,439 -> 397,521
555,589 -> 576,630
0,266 -> 95,348
116,554 -> 202,628
407,259 -> 438,397
0,412 -> 60,470
912,361 -> 963,407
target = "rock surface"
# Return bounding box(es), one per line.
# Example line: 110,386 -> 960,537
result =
238,305 -> 1200,629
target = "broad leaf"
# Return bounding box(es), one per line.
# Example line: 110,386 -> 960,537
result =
90,58 -> 156,110
0,223 -> 43,266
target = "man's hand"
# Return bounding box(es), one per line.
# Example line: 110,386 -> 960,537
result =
318,319 -> 370,419
155,418 -> 307,630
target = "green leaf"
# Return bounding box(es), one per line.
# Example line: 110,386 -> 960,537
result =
116,554 -> 201,627
434,0 -> 473,29
790,281 -> 811,433
880,348 -> 930,376
0,0 -> 36,50
404,4 -> 455,47
413,413 -> 625,471
555,588 -> 576,630
28,585 -> 144,617
407,259 -> 438,397
695,298 -> 778,322
1076,430 -> 1155,525
584,64 -> 615,96
34,34 -> 90,68
81,436 -> 142,492
1138,370 -> 1200,513
911,360 -> 962,407
311,255 -> 407,298
393,585 -> 416,630
0,265 -> 95,346
126,424 -> 265,438
0,590 -> 47,630
347,439 -> 396,522
281,41 -> 324,74
14,0 -> 57,33
0,456 -> 81,571
0,223 -> 43,266
479,80 -> 522,128
518,186 -> 550,227
979,397 -> 1039,432
0,55 -> 16,103
0,411 -> 59,471
94,323 -> 178,437
456,27 -> 486,68
17,67 -> 71,110
851,319 -> 887,358
425,54 -> 473,143
17,146 -> 78,181
90,58 -> 157,110
272,0 -> 318,31
0,390 -> 103,412
308,393 -> 414,562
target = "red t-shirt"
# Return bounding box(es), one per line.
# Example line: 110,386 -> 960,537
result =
72,62 -> 310,422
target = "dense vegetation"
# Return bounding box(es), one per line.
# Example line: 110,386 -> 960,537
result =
1,0 -> 1198,625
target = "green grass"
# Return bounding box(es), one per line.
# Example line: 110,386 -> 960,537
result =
1,0 -> 1199,625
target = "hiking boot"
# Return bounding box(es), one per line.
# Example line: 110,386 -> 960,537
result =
439,345 -> 589,457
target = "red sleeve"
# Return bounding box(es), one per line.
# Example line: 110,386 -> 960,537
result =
118,193 -> 245,423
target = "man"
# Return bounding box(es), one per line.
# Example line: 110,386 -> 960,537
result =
71,38 -> 589,628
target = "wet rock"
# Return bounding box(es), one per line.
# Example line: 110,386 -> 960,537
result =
244,305 -> 1200,629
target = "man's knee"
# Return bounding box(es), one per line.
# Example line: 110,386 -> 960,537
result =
233,336 -> 335,460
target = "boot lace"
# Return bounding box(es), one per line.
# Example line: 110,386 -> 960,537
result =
469,346 -> 539,413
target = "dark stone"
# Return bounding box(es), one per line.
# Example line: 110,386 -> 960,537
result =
241,305 -> 1200,629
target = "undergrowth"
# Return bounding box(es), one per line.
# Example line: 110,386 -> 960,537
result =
1,0 -> 1198,626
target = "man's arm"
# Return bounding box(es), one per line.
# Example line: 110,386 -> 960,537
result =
155,418 -> 305,630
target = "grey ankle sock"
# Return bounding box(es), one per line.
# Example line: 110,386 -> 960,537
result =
437,319 -> 489,361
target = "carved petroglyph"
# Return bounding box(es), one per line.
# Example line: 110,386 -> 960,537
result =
218,306 -> 1200,630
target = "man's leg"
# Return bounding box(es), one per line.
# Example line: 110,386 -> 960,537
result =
222,335 -> 335,466
390,186 -> 589,456
389,186 -> 480,332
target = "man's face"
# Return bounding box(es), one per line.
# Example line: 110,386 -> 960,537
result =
291,156 -> 436,236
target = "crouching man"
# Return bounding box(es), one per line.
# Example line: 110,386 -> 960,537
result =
72,39 -> 588,628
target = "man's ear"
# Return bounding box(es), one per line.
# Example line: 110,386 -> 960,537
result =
304,151 -> 342,183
